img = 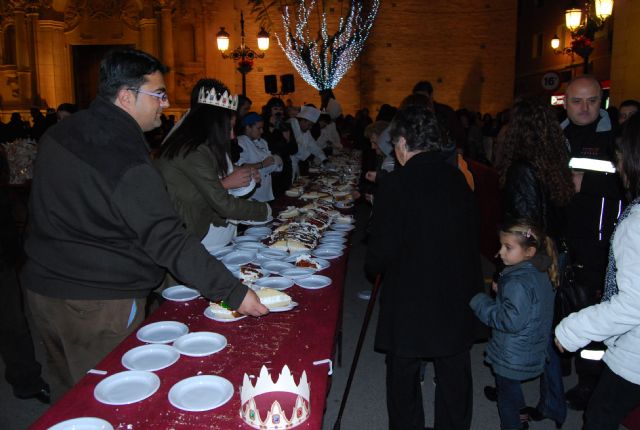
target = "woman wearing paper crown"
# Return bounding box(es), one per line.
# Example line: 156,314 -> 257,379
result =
155,79 -> 271,248
237,111 -> 283,202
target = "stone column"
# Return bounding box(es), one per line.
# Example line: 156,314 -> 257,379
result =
12,5 -> 32,105
37,20 -> 71,109
26,6 -> 41,105
157,1 -> 175,95
139,18 -> 158,57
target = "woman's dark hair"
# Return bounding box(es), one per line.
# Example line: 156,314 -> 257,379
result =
497,96 -> 574,206
389,105 -> 446,153
158,79 -> 234,175
617,113 -> 640,198
98,49 -> 168,101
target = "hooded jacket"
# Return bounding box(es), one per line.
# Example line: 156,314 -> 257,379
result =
471,256 -> 555,380
21,96 -> 247,308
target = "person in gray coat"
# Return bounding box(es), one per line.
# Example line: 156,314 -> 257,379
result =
471,220 -> 556,430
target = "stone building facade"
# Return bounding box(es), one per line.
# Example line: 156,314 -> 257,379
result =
0,0 -> 517,119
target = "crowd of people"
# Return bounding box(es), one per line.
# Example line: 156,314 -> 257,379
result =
1,47 -> 640,430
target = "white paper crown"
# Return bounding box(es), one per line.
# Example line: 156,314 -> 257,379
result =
240,365 -> 311,429
197,87 -> 239,111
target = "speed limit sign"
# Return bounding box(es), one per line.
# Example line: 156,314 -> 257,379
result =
542,72 -> 560,91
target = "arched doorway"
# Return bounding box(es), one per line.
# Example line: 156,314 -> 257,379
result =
72,44 -> 133,109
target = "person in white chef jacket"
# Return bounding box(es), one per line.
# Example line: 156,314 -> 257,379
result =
236,112 -> 283,202
289,105 -> 327,178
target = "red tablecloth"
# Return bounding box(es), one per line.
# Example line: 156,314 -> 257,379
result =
29,246 -> 348,429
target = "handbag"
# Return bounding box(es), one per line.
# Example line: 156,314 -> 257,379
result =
553,253 -> 598,325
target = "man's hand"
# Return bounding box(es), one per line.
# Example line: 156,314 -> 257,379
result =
554,337 -> 565,353
251,168 -> 261,184
572,171 -> 584,193
222,166 -> 252,190
262,156 -> 275,168
237,289 -> 269,317
365,171 -> 377,182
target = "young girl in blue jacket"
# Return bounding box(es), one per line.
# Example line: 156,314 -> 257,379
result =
470,219 -> 557,430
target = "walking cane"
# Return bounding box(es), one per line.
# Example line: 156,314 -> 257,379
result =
332,274 -> 382,430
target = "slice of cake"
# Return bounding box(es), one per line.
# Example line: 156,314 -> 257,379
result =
209,302 -> 242,319
256,288 -> 292,308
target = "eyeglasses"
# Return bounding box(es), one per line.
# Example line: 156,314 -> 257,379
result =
127,88 -> 168,103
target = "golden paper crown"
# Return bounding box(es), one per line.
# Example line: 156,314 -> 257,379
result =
197,87 -> 239,111
240,365 -> 310,429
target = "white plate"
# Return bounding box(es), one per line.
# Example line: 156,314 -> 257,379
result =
331,223 -> 355,232
316,243 -> 346,251
269,301 -> 299,312
244,226 -> 272,239
323,230 -> 347,238
208,246 -> 235,259
172,332 -> 227,357
235,241 -> 267,251
280,267 -> 316,279
334,201 -> 354,209
239,215 -> 274,226
121,344 -> 180,371
320,236 -> 347,244
168,375 -> 233,412
312,248 -> 343,259
137,321 -> 189,344
260,260 -> 294,274
221,250 -> 256,267
233,235 -> 259,244
203,306 -> 247,322
253,276 -> 295,291
162,285 -> 200,302
94,371 -> 160,405
296,275 -> 332,289
48,417 -> 114,430
284,256 -> 330,271
257,248 -> 288,261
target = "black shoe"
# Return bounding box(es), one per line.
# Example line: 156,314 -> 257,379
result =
14,383 -> 51,404
484,385 -> 497,402
565,383 -> 592,411
523,406 -> 563,428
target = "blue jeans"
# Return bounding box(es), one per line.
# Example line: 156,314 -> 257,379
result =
495,374 -> 526,430
536,336 -> 567,423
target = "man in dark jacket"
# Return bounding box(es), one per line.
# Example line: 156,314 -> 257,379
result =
366,105 -> 483,430
562,75 -> 623,410
21,49 -> 267,397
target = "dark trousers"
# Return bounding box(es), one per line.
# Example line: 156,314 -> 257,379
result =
0,267 -> 45,397
386,349 -> 472,430
25,289 -> 146,399
495,374 -> 526,430
584,364 -> 640,430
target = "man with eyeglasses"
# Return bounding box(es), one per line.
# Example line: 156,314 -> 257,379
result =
561,75 -> 623,411
21,48 -> 267,398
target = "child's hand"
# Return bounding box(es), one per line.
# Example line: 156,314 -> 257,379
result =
554,337 -> 565,353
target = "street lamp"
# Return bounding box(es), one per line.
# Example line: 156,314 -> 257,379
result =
216,11 -> 269,97
550,1 -> 614,74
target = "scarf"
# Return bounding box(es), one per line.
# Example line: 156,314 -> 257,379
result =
602,197 -> 640,302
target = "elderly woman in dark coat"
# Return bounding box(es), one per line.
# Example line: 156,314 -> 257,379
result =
365,105 -> 483,430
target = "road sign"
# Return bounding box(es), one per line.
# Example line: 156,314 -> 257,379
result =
542,72 -> 561,91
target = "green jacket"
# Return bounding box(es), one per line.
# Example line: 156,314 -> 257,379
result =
155,144 -> 269,240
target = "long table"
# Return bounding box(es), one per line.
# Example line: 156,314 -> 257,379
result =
29,226 -> 348,429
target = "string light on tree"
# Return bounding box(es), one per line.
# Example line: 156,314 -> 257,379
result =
276,0 -> 380,91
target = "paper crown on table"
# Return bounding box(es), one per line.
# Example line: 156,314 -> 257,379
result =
240,365 -> 310,429
197,87 -> 239,111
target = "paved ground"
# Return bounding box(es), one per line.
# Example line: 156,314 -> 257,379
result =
0,202 -> 627,429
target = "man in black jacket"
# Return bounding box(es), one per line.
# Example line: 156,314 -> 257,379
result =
21,49 -> 267,397
561,75 -> 623,410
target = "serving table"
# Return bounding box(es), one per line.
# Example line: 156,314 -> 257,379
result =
29,201 -> 350,430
